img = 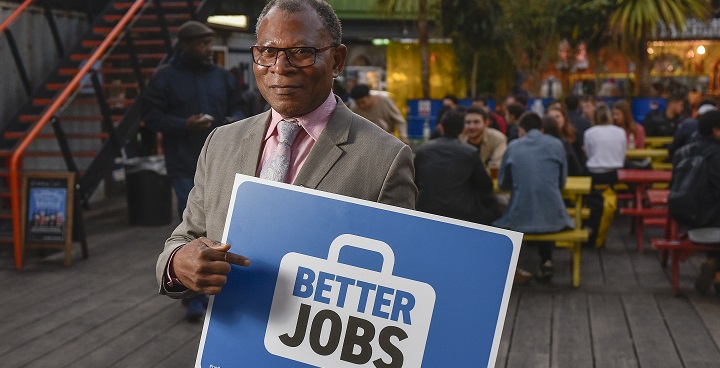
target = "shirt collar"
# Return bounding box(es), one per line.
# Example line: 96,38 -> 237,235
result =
265,92 -> 337,141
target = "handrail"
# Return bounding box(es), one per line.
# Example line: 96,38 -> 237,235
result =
9,0 -> 148,269
0,0 -> 34,34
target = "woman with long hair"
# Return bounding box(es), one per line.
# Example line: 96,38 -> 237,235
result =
546,105 -> 576,144
546,104 -> 585,166
612,100 -> 646,149
542,115 -> 583,176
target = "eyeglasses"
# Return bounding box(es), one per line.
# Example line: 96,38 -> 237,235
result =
251,45 -> 336,68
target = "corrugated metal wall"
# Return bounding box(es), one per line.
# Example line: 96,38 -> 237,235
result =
0,1 -> 89,132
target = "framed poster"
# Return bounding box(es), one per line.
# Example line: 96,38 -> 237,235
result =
21,171 -> 75,266
195,174 -> 522,368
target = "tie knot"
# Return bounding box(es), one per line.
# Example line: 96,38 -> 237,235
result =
278,119 -> 301,146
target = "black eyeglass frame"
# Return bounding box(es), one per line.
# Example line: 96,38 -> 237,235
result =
250,45 -> 337,68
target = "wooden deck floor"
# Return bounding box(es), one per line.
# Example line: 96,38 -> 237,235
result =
1,197 -> 719,367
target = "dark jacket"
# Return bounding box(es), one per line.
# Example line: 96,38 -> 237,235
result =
141,53 -> 246,178
414,137 -> 494,224
643,109 -> 681,137
673,136 -> 720,228
669,117 -> 698,159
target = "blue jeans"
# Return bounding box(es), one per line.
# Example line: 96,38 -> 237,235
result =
171,177 -> 194,220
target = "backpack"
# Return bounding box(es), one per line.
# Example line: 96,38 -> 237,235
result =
668,142 -> 720,227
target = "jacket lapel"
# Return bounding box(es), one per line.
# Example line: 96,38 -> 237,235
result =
236,111 -> 270,176
294,97 -> 350,188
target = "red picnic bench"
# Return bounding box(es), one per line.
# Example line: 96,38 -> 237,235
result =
617,170 -> 672,252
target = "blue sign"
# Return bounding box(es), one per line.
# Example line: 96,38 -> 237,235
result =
196,175 -> 522,367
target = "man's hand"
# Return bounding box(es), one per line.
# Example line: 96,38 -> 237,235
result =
186,113 -> 214,132
171,237 -> 250,295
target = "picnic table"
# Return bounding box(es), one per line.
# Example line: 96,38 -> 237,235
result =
644,136 -> 673,148
625,148 -> 669,161
617,169 -> 672,251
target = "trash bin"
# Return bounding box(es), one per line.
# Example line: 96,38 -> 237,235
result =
124,155 -> 172,226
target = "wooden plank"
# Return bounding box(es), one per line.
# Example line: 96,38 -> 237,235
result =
505,292 -> 553,368
690,296 -> 720,351
588,294 -> 637,368
599,246 -> 638,287
113,315 -> 202,367
622,294 -> 683,368
551,293 -> 592,368
152,335 -> 202,368
579,243 -> 605,287
495,290 -> 520,368
658,295 -> 720,367
0,273 -> 151,362
62,299 -> 188,367
23,297 -> 178,368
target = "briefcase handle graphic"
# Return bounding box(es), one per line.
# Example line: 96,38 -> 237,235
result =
326,234 -> 395,275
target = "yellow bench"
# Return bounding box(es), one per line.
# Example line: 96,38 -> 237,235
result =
524,228 -> 590,288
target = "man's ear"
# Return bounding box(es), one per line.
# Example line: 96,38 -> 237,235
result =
332,44 -> 348,78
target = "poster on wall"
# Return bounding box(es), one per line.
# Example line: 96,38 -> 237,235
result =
195,174 -> 523,368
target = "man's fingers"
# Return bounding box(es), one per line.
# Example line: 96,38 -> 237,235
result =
225,252 -> 250,267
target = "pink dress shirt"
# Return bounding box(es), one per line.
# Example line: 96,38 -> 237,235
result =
256,92 -> 336,183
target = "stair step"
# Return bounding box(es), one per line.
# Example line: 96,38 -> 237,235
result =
19,115 -> 123,123
103,13 -> 190,22
93,26 -> 180,34
33,98 -> 135,106
58,67 -> 155,76
71,53 -> 166,61
46,82 -> 139,90
0,150 -> 99,158
0,210 -> 12,220
114,1 -> 200,10
83,39 -> 165,48
4,132 -> 110,140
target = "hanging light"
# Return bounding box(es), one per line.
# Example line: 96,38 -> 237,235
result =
207,15 -> 248,30
697,45 -> 706,55
647,47 -> 654,55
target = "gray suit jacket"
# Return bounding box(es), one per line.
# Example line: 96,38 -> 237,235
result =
156,96 -> 417,298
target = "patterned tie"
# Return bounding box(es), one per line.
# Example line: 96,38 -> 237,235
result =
259,119 -> 302,183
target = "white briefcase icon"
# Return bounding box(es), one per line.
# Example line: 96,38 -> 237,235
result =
265,234 -> 436,367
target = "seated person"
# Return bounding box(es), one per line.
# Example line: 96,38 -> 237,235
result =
414,110 -> 495,224
350,84 -> 409,143
671,110 -> 720,294
583,104 -> 627,247
493,112 -> 574,282
461,106 -> 507,171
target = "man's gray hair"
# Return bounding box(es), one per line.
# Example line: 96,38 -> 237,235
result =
256,0 -> 342,45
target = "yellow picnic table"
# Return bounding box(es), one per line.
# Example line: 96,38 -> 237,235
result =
644,136 -> 673,148
626,148 -> 669,161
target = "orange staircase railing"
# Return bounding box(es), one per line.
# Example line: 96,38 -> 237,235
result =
0,0 -> 34,33
9,0 -> 147,269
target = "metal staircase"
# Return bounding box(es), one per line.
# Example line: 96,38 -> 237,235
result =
1,0 -> 217,268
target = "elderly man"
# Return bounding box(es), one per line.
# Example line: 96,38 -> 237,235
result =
155,0 -> 417,312
462,106 -> 507,170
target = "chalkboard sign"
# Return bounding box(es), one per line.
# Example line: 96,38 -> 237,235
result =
21,171 -> 75,266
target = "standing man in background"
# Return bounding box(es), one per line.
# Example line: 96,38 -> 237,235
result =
350,84 -> 409,143
142,20 -> 247,321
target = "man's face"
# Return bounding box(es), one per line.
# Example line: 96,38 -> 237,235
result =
581,101 -> 595,119
668,100 -> 684,116
182,36 -> 214,65
354,95 -> 373,111
253,6 -> 347,118
464,113 -> 486,139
